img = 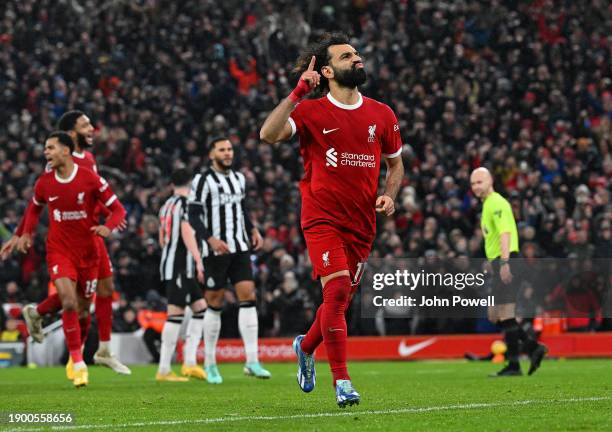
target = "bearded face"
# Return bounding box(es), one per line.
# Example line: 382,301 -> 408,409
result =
332,63 -> 367,89
77,131 -> 91,148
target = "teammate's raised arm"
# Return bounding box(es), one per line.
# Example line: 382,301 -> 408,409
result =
260,55 -> 320,144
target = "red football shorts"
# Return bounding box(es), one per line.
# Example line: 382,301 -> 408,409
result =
95,236 -> 113,280
303,223 -> 371,288
47,253 -> 99,299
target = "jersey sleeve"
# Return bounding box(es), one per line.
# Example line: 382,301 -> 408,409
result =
32,178 -> 46,206
178,197 -> 188,222
188,173 -> 206,205
238,173 -> 254,233
188,174 -> 212,241
288,101 -> 307,139
94,176 -> 117,208
93,176 -> 126,230
381,104 -> 402,158
23,178 -> 46,235
491,200 -> 515,234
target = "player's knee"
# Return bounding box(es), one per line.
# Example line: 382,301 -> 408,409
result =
97,278 -> 114,297
61,298 -> 78,311
205,291 -> 224,308
237,291 -> 256,302
167,304 -> 185,316
235,282 -> 255,300
323,275 -> 351,304
191,298 -> 207,312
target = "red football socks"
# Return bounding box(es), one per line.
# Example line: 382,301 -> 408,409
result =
95,295 -> 113,342
62,310 -> 83,363
301,305 -> 323,355
37,294 -> 62,316
320,275 -> 352,384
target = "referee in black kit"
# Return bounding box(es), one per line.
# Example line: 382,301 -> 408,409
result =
471,167 -> 547,377
188,137 -> 271,383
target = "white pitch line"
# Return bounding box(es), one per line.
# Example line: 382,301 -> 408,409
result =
6,396 -> 610,432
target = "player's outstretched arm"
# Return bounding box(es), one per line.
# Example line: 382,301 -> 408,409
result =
13,201 -> 33,237
260,56 -> 320,144
22,198 -> 44,240
1,200 -> 37,259
259,99 -> 298,144
18,200 -> 44,253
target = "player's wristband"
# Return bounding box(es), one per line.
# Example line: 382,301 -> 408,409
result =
500,259 -> 510,265
288,79 -> 311,103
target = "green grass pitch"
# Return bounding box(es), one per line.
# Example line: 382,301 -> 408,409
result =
0,359 -> 611,431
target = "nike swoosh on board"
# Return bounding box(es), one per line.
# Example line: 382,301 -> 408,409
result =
398,338 -> 437,357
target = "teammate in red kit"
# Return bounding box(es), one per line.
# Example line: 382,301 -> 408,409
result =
260,33 -> 404,407
1,111 -> 131,377
17,131 -> 126,387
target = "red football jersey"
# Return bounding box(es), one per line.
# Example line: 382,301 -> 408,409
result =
289,92 -> 402,243
45,150 -> 108,220
72,150 -> 97,173
30,164 -> 118,266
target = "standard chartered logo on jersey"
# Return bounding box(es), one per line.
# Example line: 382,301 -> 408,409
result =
53,209 -> 87,222
325,147 -> 375,168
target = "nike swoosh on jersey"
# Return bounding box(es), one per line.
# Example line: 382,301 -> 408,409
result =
398,338 -> 437,357
328,327 -> 344,332
323,128 -> 340,135
49,196 -> 59,201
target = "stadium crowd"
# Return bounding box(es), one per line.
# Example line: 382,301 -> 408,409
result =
1,0 -> 611,338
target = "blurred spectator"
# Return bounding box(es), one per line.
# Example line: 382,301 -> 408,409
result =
1,318 -> 22,342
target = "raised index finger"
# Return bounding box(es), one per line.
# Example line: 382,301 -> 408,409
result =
307,55 -> 316,71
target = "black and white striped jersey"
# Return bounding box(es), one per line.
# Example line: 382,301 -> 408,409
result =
159,195 -> 194,280
188,168 -> 252,258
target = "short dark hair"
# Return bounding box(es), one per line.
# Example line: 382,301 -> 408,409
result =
208,136 -> 230,152
292,32 -> 350,94
47,131 -> 75,153
170,168 -> 191,187
58,110 -> 85,132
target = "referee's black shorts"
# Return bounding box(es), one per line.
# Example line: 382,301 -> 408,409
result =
203,251 -> 253,291
163,274 -> 203,307
490,252 -> 522,305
